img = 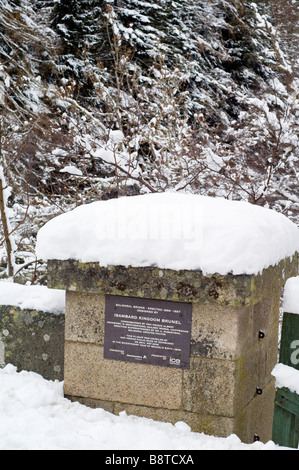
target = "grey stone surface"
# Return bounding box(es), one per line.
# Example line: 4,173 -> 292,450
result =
0,305 -> 65,381
64,342 -> 183,410
48,255 -> 298,306
49,254 -> 298,443
1,251 -> 298,444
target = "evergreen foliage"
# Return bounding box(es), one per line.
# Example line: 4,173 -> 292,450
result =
0,0 -> 298,282
52,0 -> 104,55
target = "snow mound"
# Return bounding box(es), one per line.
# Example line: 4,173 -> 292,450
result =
59,165 -> 83,176
0,280 -> 65,314
36,193 -> 299,275
0,364 -> 289,450
272,364 -> 299,395
283,277 -> 299,315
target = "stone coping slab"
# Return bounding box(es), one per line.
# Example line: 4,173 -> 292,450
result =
48,255 -> 298,307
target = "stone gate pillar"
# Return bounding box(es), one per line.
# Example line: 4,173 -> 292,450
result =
47,256 -> 298,443
36,193 -> 299,444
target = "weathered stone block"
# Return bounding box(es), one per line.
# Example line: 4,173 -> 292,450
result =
183,356 -> 237,417
48,255 -> 298,307
64,342 -> 183,410
65,291 -> 105,344
0,305 -> 65,381
48,253 -> 298,443
190,303 -> 251,360
47,260 -> 257,306
236,332 -> 279,405
234,380 -> 276,444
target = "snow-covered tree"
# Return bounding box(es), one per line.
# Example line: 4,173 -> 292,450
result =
0,0 -> 298,281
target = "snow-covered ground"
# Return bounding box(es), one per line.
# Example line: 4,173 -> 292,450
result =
0,364 -> 293,451
0,277 -> 298,451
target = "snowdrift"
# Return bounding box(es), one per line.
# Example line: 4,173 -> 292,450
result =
36,193 -> 299,276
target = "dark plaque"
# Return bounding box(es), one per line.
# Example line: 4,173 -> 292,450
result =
104,295 -> 192,369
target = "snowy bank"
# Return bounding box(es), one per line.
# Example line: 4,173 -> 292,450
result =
283,277 -> 299,315
36,193 -> 299,276
0,280 -> 65,314
0,364 -> 291,450
272,364 -> 299,396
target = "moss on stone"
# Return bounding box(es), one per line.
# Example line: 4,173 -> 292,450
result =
0,305 -> 64,381
47,255 -> 298,307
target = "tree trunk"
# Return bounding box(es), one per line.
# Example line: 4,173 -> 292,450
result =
0,177 -> 14,277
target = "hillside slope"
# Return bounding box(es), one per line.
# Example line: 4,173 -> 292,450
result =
0,0 -> 298,282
